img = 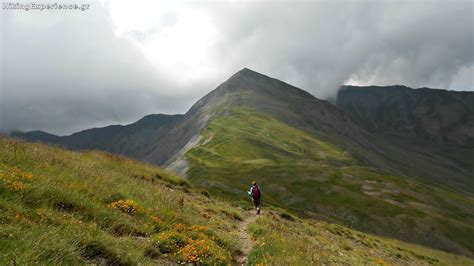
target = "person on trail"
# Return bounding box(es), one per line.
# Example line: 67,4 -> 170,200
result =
248,181 -> 261,214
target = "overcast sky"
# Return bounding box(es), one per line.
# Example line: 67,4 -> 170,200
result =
1,0 -> 473,135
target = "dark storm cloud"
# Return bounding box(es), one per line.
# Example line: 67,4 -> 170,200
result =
205,0 -> 473,98
1,2 -> 200,134
1,0 -> 473,135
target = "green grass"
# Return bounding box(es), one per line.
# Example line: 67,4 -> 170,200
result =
185,107 -> 474,257
247,208 -> 473,265
0,137 -> 242,264
1,136 -> 473,264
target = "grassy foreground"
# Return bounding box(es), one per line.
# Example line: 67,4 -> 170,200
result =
0,136 -> 473,265
0,136 -> 243,264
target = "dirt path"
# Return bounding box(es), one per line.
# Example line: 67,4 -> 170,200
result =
235,210 -> 260,265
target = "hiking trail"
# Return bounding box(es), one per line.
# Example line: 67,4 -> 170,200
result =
235,210 -> 259,265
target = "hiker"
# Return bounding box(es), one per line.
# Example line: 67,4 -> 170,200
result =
248,181 -> 261,214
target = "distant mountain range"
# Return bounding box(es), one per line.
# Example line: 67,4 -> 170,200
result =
14,68 -> 474,257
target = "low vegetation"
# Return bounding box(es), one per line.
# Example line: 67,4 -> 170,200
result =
1,136 -> 473,264
0,136 -> 242,264
248,208 -> 473,265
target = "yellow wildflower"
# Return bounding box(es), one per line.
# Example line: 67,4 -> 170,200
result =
108,199 -> 141,214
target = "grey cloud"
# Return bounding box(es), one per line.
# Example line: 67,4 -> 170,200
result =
205,0 -> 473,98
1,2 -> 201,135
1,0 -> 473,135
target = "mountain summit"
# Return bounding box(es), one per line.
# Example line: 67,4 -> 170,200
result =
17,68 -> 369,169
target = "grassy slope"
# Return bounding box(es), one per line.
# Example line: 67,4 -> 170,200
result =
185,107 -> 474,257
248,210 -> 473,265
1,137 -> 472,265
0,137 -> 243,265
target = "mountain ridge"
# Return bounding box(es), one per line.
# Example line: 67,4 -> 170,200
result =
15,68 -> 373,169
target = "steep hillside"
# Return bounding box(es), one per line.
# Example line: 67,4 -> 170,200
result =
0,136 -> 241,264
1,137 -> 473,265
14,114 -> 183,163
336,85 -> 474,147
336,86 -> 474,191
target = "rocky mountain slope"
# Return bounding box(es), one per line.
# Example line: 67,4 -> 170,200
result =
337,85 -> 474,191
336,85 -> 474,147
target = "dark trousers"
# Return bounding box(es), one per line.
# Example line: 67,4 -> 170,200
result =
252,197 -> 261,209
